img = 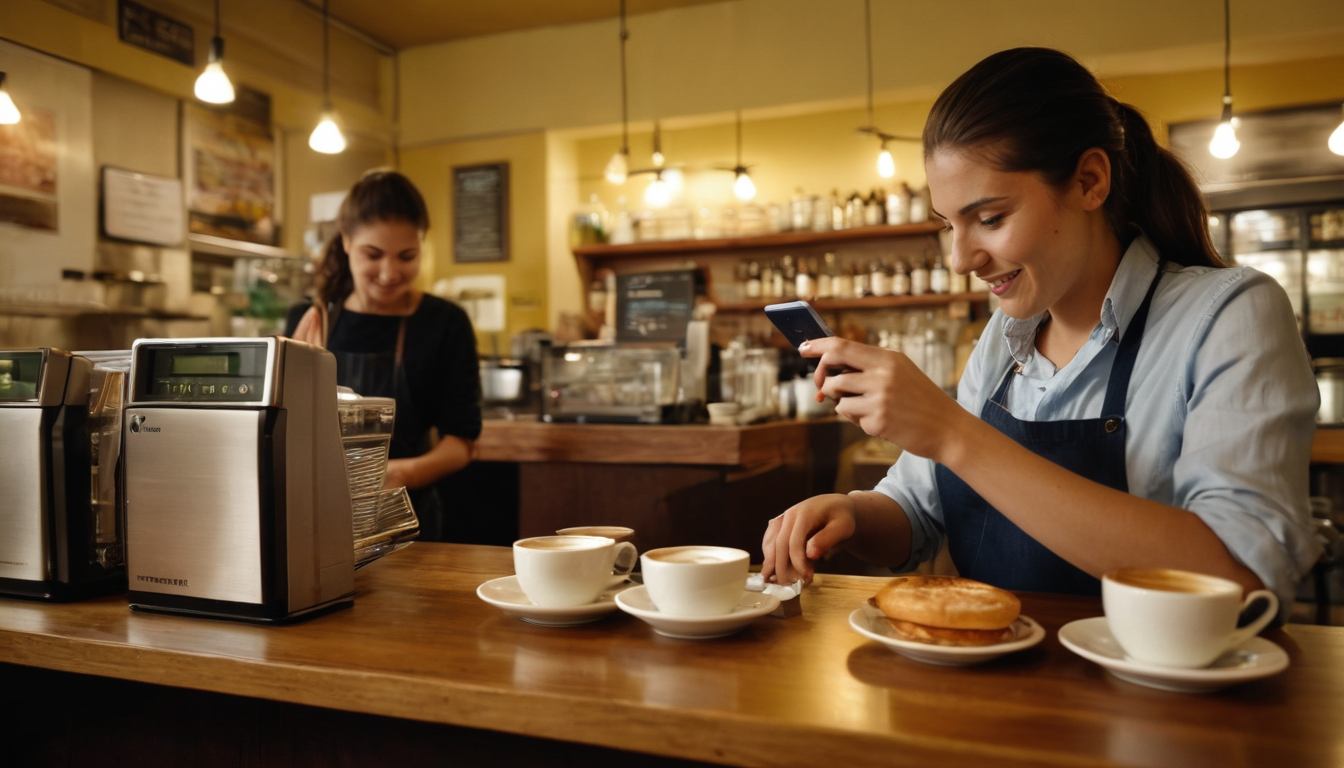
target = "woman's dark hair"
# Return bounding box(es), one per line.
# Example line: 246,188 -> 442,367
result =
923,47 -> 1225,268
315,169 -> 431,306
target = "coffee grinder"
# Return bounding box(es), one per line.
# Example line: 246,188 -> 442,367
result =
122,337 -> 354,622
0,347 -> 127,600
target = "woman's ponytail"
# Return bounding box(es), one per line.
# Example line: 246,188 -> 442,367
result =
315,234 -> 353,307
1112,103 -> 1226,268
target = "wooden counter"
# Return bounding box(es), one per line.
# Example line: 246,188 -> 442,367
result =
3,543 -> 1343,767
1312,427 -> 1344,464
455,419 -> 843,554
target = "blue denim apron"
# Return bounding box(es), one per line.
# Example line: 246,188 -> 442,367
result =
932,267 -> 1162,595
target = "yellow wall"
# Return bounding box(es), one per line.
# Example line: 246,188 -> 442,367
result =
400,133 -> 551,355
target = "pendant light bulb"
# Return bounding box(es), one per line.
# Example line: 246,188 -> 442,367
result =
194,37 -> 235,104
1209,99 -> 1239,159
733,170 -> 757,202
0,73 -> 19,125
309,113 -> 346,154
651,149 -> 665,168
645,173 -> 671,208
877,144 -> 896,178
605,149 -> 629,185
1329,106 -> 1344,156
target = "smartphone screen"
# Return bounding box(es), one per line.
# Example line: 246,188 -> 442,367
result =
764,300 -> 834,349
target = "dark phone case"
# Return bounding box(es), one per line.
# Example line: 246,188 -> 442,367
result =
765,301 -> 834,371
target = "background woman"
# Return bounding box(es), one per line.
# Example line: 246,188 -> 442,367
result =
761,48 -> 1321,612
287,170 -> 482,539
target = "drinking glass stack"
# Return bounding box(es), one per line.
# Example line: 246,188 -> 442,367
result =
338,389 -> 419,567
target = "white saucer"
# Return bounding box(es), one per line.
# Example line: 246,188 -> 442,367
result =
614,585 -> 780,639
476,575 -> 632,627
848,604 -> 1045,666
1058,616 -> 1289,693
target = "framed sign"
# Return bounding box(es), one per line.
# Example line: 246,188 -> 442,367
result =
101,166 -> 184,246
453,163 -> 509,263
182,101 -> 277,246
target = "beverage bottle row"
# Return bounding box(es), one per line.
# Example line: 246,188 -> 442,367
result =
788,185 -> 931,233
739,252 -> 960,301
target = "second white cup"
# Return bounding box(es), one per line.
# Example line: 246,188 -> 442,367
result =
514,535 -> 637,608
641,545 -> 749,617
1102,568 -> 1279,669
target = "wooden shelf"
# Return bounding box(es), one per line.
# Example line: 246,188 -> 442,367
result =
715,291 -> 988,313
572,221 -> 943,260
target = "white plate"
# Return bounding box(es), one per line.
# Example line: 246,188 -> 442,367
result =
614,585 -> 780,639
476,575 -> 632,627
1058,616 -> 1289,693
848,604 -> 1045,666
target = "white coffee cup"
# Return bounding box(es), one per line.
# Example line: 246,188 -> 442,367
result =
641,545 -> 749,617
1102,568 -> 1279,669
556,526 -> 636,544
513,535 -> 638,608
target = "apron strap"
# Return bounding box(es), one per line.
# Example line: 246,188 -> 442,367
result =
1100,264 -> 1163,418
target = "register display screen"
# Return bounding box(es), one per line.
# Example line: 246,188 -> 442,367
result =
138,343 -> 269,402
0,352 -> 43,402
615,269 -> 696,346
170,353 -> 239,376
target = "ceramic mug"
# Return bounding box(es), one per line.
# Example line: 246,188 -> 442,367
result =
1102,568 -> 1279,669
555,526 -> 636,544
513,535 -> 637,608
640,545 -> 749,617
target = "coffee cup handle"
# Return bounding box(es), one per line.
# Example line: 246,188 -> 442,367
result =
612,542 -> 638,577
1226,589 -> 1278,649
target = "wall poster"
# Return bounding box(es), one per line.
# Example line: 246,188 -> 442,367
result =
0,40 -> 95,293
453,163 -> 509,263
182,100 -> 277,246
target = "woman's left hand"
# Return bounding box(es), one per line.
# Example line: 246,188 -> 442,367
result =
384,458 -> 414,489
802,337 -> 973,462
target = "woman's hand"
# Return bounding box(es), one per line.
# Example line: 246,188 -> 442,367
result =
802,337 -> 972,462
760,494 -> 858,585
291,306 -> 325,347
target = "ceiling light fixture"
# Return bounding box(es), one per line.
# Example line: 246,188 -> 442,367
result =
1208,0 -> 1240,159
726,111 -> 756,202
0,72 -> 20,125
604,0 -> 630,183
1329,104 -> 1344,157
309,0 -> 346,154
855,0 -> 916,178
194,0 -> 235,104
651,120 -> 665,168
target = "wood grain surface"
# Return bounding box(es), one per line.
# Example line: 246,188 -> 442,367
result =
475,418 -> 830,466
1,543 -> 1341,768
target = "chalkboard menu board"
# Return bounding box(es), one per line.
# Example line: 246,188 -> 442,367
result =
615,269 -> 696,346
453,163 -> 509,263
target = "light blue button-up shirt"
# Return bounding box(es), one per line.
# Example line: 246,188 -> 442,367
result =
875,237 -> 1323,608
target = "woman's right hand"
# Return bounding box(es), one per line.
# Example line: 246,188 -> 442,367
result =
291,305 -> 325,347
760,493 -> 858,585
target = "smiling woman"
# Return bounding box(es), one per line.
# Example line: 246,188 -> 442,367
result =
287,170 -> 482,539
760,48 -> 1321,619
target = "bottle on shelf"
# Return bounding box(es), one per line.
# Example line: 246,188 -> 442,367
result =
891,260 -> 910,297
846,193 -> 864,229
790,189 -> 811,232
811,195 -> 830,232
852,263 -> 870,298
781,255 -> 798,298
830,190 -> 846,231
910,185 -> 931,223
870,260 -> 892,297
818,253 -> 839,299
836,261 -> 855,300
745,260 -> 763,299
930,252 -> 950,294
796,257 -> 816,300
863,190 -> 884,226
910,256 -> 931,296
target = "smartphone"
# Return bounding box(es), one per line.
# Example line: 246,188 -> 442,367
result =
765,301 -> 835,371
765,300 -> 834,348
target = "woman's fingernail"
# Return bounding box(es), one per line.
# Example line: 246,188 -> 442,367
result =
815,393 -> 825,403
799,341 -> 810,351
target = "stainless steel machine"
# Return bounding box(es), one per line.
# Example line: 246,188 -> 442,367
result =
123,337 -> 354,622
0,348 -> 127,600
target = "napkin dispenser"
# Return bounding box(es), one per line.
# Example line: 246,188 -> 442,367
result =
122,337 -> 354,622
0,348 -> 127,600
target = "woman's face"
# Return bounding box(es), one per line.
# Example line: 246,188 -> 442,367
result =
926,147 -> 1108,322
342,218 -> 423,313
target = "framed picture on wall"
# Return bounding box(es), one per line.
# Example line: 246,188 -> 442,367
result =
182,94 -> 278,246
453,162 -> 510,263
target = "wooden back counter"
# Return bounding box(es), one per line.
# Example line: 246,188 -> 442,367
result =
2,543 -> 1342,767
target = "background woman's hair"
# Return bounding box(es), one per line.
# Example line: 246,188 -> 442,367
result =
922,47 -> 1225,269
315,169 -> 431,306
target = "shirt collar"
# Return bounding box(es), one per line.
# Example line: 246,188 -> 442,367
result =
1000,236 -> 1161,366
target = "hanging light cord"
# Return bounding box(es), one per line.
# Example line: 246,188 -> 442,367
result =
214,0 -> 221,39
618,0 -> 629,154
736,111 -> 743,169
322,0 -> 331,110
1222,0 -> 1231,101
865,0 -> 875,129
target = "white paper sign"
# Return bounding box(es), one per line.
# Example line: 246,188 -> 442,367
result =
102,166 -> 184,246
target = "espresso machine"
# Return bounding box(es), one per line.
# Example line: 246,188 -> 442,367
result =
122,337 -> 354,622
0,348 -> 127,600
